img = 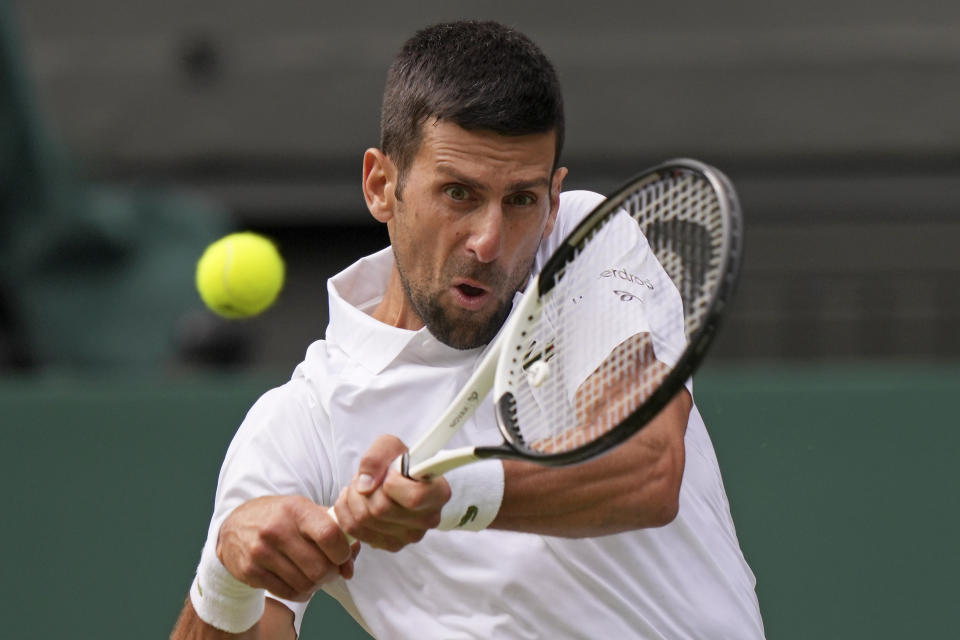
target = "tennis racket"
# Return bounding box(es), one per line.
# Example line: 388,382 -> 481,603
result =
330,158 -> 741,529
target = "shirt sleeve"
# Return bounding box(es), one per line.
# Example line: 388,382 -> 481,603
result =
202,376 -> 336,636
534,190 -> 606,271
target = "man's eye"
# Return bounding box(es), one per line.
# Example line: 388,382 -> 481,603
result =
444,186 -> 470,201
507,193 -> 536,206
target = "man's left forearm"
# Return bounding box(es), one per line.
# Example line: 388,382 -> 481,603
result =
491,389 -> 691,537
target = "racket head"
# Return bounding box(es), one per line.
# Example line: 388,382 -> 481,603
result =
488,159 -> 742,466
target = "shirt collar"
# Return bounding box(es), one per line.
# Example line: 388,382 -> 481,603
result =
326,247 -> 482,374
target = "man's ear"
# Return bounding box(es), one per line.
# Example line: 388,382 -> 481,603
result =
543,166 -> 568,239
363,148 -> 398,223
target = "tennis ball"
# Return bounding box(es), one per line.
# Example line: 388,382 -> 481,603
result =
195,232 -> 285,318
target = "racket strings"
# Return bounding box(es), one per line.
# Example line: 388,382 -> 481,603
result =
633,177 -> 726,340
506,171 -> 726,456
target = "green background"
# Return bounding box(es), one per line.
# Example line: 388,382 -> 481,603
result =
1,366 -> 955,638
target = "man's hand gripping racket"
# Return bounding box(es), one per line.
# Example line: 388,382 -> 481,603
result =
329,158 -> 742,540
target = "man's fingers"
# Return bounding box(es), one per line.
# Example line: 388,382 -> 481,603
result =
382,472 -> 451,514
338,559 -> 355,581
244,541 -> 316,599
353,434 -> 408,495
294,501 -> 354,565
281,529 -> 348,588
219,495 -> 359,602
336,481 -> 434,550
248,566 -> 304,602
332,436 -> 449,551
335,544 -> 361,580
263,501 -> 356,595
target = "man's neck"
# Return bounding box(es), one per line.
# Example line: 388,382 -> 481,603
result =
371,264 -> 423,330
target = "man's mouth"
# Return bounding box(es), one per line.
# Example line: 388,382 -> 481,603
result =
458,283 -> 485,297
451,280 -> 491,310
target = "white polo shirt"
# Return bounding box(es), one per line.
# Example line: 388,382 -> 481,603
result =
202,191 -> 765,639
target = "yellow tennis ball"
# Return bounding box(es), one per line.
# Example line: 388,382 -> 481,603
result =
195,232 -> 285,318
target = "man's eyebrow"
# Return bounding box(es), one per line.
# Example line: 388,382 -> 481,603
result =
437,167 -> 485,191
506,176 -> 551,192
437,166 -> 551,193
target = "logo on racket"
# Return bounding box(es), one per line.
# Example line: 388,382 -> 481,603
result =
449,392 -> 481,430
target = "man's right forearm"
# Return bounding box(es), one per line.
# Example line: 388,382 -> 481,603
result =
171,594 -> 297,640
170,597 -> 259,640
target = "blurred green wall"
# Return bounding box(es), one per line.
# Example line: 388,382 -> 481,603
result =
1,366 -> 955,638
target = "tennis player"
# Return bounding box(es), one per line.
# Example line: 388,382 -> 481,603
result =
171,20 -> 764,639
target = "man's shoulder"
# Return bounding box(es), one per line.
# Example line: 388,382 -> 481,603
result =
559,189 -> 605,213
556,190 -> 604,232
249,368 -> 329,424
536,190 -> 605,262
234,341 -> 339,428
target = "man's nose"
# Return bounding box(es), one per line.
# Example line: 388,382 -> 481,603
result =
464,203 -> 504,263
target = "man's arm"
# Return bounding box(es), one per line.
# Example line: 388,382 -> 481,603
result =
171,595 -> 296,640
494,388 -> 690,537
333,386 -> 690,545
170,495 -> 358,639
494,335 -> 691,537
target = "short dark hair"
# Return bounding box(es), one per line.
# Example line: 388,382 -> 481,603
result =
381,20 -> 565,196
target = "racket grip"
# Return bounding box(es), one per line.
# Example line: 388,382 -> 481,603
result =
326,505 -> 355,545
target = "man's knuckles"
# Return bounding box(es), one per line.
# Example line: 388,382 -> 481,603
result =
246,538 -> 277,568
300,558 -> 335,585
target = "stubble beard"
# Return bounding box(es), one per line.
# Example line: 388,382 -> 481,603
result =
395,253 -> 529,350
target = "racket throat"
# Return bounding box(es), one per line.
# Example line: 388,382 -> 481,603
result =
496,392 -> 525,449
405,446 -> 483,480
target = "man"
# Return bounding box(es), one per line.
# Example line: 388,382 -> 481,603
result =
171,20 -> 764,639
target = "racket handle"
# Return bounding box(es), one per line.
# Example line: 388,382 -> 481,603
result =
405,446 -> 482,479
326,505 -> 355,544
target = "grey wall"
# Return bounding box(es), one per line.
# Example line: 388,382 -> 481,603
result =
9,0 -> 960,368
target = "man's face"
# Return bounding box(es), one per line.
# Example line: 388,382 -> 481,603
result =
387,120 -> 564,349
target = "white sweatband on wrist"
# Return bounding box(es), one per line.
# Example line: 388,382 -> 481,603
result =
190,541 -> 265,633
437,460 -> 505,531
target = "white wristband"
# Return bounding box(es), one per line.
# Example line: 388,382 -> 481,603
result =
190,541 -> 265,633
437,460 -> 505,531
